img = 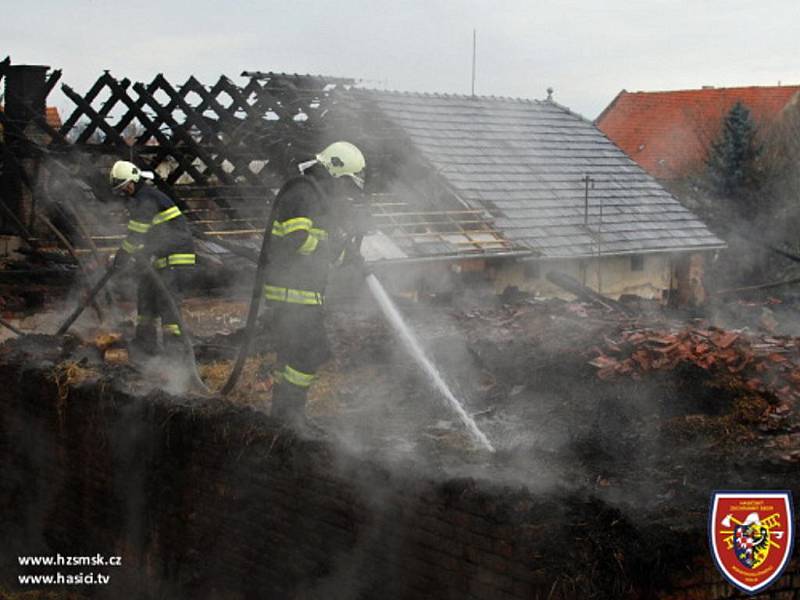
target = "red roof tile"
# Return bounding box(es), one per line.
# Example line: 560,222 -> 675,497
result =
45,106 -> 62,130
596,86 -> 800,180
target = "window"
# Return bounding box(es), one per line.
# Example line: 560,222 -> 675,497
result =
630,255 -> 644,272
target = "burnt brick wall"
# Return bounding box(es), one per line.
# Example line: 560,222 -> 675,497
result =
0,337 -> 797,599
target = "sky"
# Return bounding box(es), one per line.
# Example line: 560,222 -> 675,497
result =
3,0 -> 800,120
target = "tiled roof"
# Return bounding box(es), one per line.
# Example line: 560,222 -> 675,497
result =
359,90 -> 724,259
596,86 -> 800,180
45,106 -> 62,129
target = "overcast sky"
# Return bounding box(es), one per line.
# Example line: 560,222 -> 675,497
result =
4,0 -> 800,120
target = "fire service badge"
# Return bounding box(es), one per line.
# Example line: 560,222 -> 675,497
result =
709,491 -> 794,594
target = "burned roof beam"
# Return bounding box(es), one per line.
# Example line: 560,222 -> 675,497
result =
73,75 -> 131,144
59,73 -> 109,138
103,77 -> 208,186
62,84 -> 131,153
171,75 -> 262,186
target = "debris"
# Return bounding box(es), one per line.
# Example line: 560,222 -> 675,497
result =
103,348 -> 128,365
759,307 -> 778,333
590,324 -> 800,429
95,331 -> 122,350
546,270 -> 633,315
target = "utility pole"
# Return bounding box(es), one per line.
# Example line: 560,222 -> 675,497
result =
597,196 -> 604,295
582,174 -> 595,226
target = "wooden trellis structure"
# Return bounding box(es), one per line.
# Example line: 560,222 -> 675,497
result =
1,57 -> 515,273
0,58 -> 359,253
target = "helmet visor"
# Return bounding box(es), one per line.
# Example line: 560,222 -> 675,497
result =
111,177 -> 131,191
345,170 -> 365,190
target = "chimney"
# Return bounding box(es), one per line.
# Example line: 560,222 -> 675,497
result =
0,63 -> 50,236
4,64 -> 49,126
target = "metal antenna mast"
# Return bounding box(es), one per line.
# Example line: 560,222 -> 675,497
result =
471,29 -> 477,97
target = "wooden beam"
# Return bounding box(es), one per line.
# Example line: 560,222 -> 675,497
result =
59,73 -> 109,137
104,75 -> 208,185
61,83 -> 131,150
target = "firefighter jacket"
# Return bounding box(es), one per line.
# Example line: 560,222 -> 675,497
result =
263,175 -> 347,306
120,184 -> 195,269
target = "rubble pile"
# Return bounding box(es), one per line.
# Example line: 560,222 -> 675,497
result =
589,326 -> 799,427
589,327 -> 800,448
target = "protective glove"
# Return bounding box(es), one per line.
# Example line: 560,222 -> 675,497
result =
350,204 -> 374,237
343,243 -> 370,276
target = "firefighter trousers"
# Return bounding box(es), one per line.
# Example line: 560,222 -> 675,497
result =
136,265 -> 193,347
268,302 -> 331,419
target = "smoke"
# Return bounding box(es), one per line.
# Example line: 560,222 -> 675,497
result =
9,72 -> 800,598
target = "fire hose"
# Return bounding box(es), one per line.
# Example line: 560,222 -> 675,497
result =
218,187 -> 282,396
0,318 -> 23,336
56,266 -> 119,336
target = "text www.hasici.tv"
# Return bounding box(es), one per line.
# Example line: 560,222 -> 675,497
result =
17,553 -> 122,585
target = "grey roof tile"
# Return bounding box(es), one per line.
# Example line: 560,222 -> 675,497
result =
360,90 -> 725,258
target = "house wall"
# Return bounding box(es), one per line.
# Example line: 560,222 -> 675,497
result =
491,254 -> 676,301
365,252 -> 715,303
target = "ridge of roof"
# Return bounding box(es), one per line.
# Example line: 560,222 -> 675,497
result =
546,98 -> 593,124
354,87 -> 544,105
621,84 -> 800,96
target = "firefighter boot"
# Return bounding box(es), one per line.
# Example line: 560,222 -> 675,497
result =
270,381 -> 308,421
131,318 -> 158,356
271,382 -> 325,436
162,324 -> 188,364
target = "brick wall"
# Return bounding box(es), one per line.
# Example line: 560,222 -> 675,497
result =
0,337 -> 797,599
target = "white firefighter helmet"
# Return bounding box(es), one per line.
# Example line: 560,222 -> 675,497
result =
315,141 -> 366,189
109,160 -> 153,190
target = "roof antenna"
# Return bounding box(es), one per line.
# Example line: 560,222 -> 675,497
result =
471,29 -> 477,97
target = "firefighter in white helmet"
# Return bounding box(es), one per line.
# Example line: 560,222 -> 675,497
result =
109,160 -> 196,358
264,141 -> 368,424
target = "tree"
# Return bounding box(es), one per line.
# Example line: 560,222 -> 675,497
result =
705,101 -> 763,220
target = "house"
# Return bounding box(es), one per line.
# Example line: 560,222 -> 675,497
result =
1,63 -> 722,303
595,85 -> 800,181
340,90 -> 725,301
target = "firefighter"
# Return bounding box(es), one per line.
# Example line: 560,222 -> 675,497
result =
109,160 -> 196,359
265,141 -> 367,423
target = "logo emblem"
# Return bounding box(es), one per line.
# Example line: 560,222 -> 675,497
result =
709,491 -> 794,594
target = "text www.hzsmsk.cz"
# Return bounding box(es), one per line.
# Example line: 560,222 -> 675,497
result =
17,554 -> 122,585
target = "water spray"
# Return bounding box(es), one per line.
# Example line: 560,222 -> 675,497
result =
365,273 -> 495,452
